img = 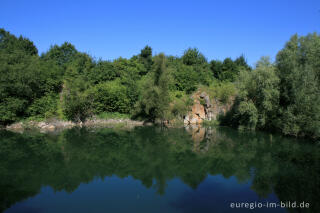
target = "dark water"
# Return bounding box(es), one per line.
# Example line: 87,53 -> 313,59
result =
0,126 -> 319,213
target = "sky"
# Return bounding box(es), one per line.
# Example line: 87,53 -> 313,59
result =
1,0 -> 320,66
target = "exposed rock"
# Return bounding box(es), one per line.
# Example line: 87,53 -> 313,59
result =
38,122 -> 47,128
184,90 -> 234,126
189,117 -> 199,125
184,115 -> 190,125
192,103 -> 206,119
40,124 -> 56,132
6,122 -> 24,133
143,121 -> 153,126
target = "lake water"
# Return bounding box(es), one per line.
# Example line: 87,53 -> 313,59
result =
0,126 -> 319,213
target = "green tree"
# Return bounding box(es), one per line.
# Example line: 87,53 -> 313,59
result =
182,48 -> 207,66
220,58 -> 238,81
234,54 -> 251,71
41,42 -> 78,68
276,33 -> 320,138
238,57 -> 279,129
221,57 -> 279,130
0,29 -> 62,123
138,45 -> 153,75
210,60 -> 223,79
62,77 -> 93,122
88,80 -> 131,114
134,54 -> 170,121
0,28 -> 38,56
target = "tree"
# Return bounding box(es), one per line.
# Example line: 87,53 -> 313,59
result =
88,80 -> 131,114
220,58 -> 238,81
182,48 -> 207,66
0,28 -> 38,56
62,77 -> 93,122
210,60 -> 223,79
171,63 -> 198,93
276,33 -> 320,138
41,42 -> 78,68
138,45 -> 153,75
134,54 -> 170,121
0,29 -> 61,124
234,54 -> 251,71
237,57 -> 279,129
221,57 -> 279,130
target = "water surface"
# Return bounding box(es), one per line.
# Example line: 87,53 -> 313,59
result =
0,126 -> 319,212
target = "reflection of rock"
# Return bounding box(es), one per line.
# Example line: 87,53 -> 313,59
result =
185,125 -> 224,153
191,125 -> 206,143
185,125 -> 206,153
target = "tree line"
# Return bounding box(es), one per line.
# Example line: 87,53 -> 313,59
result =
0,28 -> 319,139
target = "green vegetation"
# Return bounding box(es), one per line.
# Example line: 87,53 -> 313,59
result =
221,34 -> 320,140
199,81 -> 237,104
96,112 -> 131,120
1,28 -> 319,140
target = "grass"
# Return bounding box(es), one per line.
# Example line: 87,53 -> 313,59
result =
96,112 -> 131,120
202,119 -> 220,127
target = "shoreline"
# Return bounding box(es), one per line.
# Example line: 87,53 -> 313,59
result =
4,118 -> 146,133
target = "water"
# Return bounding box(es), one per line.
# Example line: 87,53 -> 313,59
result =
0,126 -> 319,213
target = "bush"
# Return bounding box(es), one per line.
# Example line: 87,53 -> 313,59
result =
27,93 -> 58,119
88,80 -> 131,114
63,91 -> 93,122
236,100 -> 258,130
97,112 -> 131,120
62,77 -> 93,122
168,91 -> 193,119
199,82 -> 236,104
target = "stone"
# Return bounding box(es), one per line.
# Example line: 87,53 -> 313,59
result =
6,122 -> 24,133
189,117 -> 198,124
45,125 -> 56,131
200,92 -> 207,98
183,90 -> 235,126
204,96 -> 211,107
184,115 -> 190,125
192,103 -> 205,119
38,122 -> 47,128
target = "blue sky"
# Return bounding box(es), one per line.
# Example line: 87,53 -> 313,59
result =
1,0 -> 319,65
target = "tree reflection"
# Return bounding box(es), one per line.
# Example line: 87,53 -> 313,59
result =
0,126 -> 319,212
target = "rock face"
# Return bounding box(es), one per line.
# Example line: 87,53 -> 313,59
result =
183,91 -> 234,125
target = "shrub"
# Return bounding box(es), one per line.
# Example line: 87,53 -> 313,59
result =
236,100 -> 258,130
27,93 -> 58,119
199,82 -> 236,104
88,80 -> 131,114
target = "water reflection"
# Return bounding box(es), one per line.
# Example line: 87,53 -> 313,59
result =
0,126 -> 319,212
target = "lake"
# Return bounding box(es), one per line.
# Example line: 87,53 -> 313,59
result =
0,126 -> 319,213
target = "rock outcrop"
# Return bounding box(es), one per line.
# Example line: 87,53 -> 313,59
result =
183,91 -> 234,125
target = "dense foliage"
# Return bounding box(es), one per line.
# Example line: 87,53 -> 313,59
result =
221,33 -> 320,140
1,28 -> 319,139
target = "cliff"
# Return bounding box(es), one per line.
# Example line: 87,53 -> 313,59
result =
184,91 -> 234,125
